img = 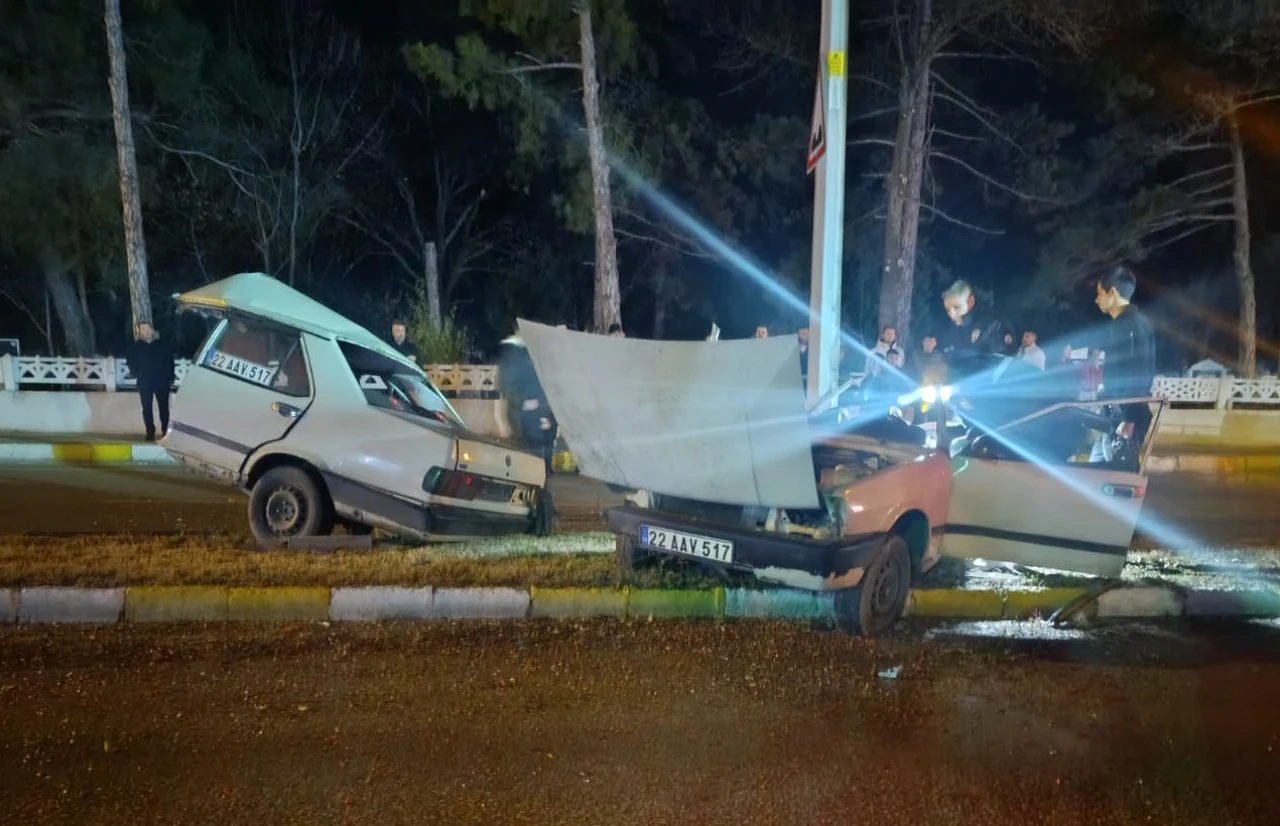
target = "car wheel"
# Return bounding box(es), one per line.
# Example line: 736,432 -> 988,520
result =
248,466 -> 334,546
614,533 -> 651,571
533,489 -> 555,537
835,534 -> 911,637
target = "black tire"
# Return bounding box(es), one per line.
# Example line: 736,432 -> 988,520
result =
532,488 -> 555,537
248,465 -> 334,547
614,533 -> 649,571
834,534 -> 912,637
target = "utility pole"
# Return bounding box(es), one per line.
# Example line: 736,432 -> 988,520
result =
804,0 -> 849,408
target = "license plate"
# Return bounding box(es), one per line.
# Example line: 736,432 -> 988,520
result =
639,524 -> 734,563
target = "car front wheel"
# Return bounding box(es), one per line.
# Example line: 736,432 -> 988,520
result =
248,466 -> 334,546
835,534 -> 912,637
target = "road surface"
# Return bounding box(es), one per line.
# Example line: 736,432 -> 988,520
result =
1,620 -> 1278,825
0,463 -> 623,536
0,462 -> 1275,548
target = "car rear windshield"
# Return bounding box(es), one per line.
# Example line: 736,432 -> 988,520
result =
337,341 -> 464,428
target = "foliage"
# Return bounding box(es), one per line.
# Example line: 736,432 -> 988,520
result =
408,297 -> 474,364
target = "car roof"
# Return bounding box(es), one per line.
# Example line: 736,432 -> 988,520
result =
176,272 -> 414,369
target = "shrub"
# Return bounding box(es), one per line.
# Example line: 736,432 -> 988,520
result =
407,291 -> 472,364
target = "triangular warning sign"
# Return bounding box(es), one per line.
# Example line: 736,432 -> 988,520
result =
806,68 -> 826,175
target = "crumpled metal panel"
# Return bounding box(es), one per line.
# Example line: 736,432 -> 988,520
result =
518,320 -> 819,509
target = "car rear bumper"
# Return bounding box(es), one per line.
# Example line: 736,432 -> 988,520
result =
607,505 -> 885,592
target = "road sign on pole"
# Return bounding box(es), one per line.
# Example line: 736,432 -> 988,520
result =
806,68 -> 826,175
805,0 -> 849,409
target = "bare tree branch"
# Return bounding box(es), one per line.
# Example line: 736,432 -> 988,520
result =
931,150 -> 1064,203
921,202 -> 1004,234
931,77 -> 1024,154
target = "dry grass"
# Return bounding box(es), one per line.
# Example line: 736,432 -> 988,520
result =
0,532 -> 733,590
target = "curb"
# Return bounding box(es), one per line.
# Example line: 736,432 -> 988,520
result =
1,584 -> 1278,626
0,443 -> 174,464
1146,453 -> 1280,477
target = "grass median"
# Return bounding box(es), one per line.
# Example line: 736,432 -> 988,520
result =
0,532 -> 733,591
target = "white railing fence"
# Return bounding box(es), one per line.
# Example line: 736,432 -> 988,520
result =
0,354 -> 1275,408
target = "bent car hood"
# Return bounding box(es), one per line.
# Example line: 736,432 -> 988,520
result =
518,321 -> 819,509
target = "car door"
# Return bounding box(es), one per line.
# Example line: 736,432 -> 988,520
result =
166,314 -> 315,478
942,401 -> 1162,578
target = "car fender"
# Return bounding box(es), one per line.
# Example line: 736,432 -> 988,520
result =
240,444 -> 333,488
834,452 -> 952,560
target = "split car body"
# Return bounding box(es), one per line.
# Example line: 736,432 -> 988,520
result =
163,272 -> 551,545
517,320 -> 1163,635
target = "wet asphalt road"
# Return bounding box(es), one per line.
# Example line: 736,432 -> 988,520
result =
0,464 -> 623,536
0,462 -> 1275,549
1,620 -> 1278,825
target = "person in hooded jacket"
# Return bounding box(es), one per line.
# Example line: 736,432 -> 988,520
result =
497,330 -> 557,474
126,321 -> 175,442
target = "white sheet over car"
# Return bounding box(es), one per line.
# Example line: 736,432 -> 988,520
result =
518,321 -> 820,509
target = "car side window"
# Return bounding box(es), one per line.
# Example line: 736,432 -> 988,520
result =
202,318 -> 311,397
971,409 -> 1099,467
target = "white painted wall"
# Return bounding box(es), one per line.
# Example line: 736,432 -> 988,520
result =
1,390 -> 1277,449
0,391 -> 511,440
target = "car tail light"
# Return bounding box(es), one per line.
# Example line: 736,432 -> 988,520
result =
424,468 -> 518,503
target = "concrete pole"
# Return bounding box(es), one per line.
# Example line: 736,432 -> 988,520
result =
805,0 -> 849,409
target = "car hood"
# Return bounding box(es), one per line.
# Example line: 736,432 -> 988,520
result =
518,320 -> 819,509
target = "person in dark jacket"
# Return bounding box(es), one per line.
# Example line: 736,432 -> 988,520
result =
938,279 -> 1007,380
1088,264 -> 1157,452
126,321 -> 175,442
496,332 -> 556,474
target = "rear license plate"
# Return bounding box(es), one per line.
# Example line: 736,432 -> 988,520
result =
639,524 -> 734,563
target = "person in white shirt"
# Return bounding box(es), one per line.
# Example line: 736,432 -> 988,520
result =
865,325 -> 902,376
1017,330 -> 1046,371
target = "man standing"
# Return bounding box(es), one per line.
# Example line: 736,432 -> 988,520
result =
1088,265 -> 1156,451
1017,330 -> 1047,371
126,321 -> 174,442
908,334 -> 946,384
389,319 -> 419,363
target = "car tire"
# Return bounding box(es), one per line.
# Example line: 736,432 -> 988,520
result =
533,489 -> 555,537
614,533 -> 650,571
248,465 -> 334,547
835,534 -> 912,637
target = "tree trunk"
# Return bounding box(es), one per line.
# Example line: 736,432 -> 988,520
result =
44,262 -> 96,356
877,0 -> 932,348
423,241 -> 442,327
104,0 -> 153,328
1228,110 -> 1256,377
578,6 -> 622,334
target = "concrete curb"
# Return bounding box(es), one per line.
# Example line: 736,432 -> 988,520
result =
0,443 -> 174,464
1,584 -> 1278,626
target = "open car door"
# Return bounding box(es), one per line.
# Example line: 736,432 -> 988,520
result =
942,398 -> 1165,577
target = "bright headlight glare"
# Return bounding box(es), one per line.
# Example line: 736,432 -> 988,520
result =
921,385 -> 938,404
940,385 -> 953,402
